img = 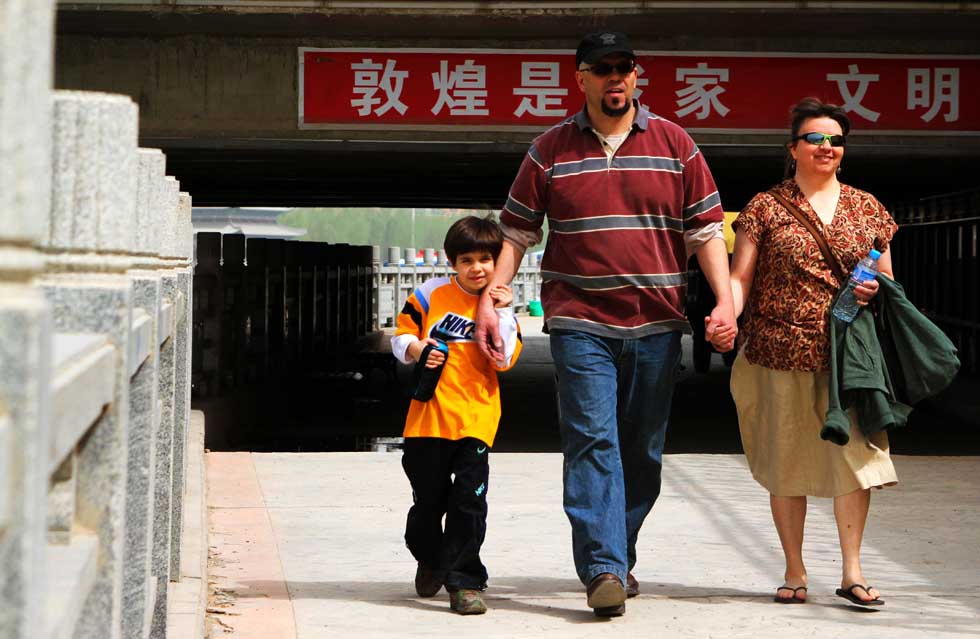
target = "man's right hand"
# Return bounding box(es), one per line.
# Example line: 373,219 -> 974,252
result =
474,291 -> 505,363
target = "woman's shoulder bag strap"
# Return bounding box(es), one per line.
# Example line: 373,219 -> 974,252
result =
768,189 -> 847,284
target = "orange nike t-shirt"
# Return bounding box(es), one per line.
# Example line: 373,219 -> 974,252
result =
393,276 -> 522,447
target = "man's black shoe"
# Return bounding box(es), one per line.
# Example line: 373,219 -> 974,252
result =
414,563 -> 444,598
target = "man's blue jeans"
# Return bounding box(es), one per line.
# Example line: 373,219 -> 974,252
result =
549,329 -> 681,586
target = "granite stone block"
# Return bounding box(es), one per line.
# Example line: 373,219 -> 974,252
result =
50,332 -> 115,473
97,96 -> 139,254
0,414 -> 10,533
151,159 -> 168,258
44,531 -> 98,639
149,170 -> 166,259
42,276 -> 133,639
0,0 -> 54,245
0,289 -> 53,639
136,150 -> 166,256
169,268 -> 193,577
0,3 -> 55,638
177,193 -> 194,261
64,93 -> 102,252
129,309 -> 154,378
46,454 -> 75,545
162,177 -> 181,259
150,273 -> 178,637
50,94 -> 80,250
49,92 -> 139,254
123,272 -> 161,639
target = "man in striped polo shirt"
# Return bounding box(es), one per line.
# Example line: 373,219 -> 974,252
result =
475,31 -> 736,617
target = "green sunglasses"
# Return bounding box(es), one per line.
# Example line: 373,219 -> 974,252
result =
794,132 -> 846,147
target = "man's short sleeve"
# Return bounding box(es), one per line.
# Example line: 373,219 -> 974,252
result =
501,223 -> 544,252
681,142 -> 724,231
500,143 -> 549,233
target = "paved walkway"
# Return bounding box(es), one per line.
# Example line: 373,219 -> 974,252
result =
206,451 -> 980,638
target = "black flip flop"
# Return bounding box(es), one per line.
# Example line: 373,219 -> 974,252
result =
836,584 -> 884,607
774,585 -> 807,604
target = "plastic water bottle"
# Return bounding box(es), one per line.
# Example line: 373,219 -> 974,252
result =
832,249 -> 881,323
411,340 -> 449,401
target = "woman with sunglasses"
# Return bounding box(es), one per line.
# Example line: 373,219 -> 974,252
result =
719,97 -> 898,606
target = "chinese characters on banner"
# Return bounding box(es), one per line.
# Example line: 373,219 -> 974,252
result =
300,49 -> 980,132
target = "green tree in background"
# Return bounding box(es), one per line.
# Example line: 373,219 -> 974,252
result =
278,208 -> 548,254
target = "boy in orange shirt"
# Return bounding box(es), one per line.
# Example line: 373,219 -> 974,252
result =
391,216 -> 522,615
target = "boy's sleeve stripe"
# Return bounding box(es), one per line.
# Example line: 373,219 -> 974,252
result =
411,287 -> 430,313
400,300 -> 423,328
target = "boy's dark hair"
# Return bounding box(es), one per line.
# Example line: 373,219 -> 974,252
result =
444,215 -> 504,263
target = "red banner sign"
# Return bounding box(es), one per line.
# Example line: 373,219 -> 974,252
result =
299,49 -> 980,133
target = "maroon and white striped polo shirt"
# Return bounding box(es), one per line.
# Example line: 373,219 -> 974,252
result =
500,102 -> 724,338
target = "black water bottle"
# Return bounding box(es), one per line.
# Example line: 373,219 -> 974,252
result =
412,340 -> 449,401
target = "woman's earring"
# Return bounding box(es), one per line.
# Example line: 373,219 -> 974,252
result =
790,159 -> 797,173
837,164 -> 842,175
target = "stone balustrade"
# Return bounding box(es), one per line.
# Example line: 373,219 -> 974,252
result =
0,2 -> 200,638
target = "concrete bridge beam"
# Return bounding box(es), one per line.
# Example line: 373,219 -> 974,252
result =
52,3 -> 980,206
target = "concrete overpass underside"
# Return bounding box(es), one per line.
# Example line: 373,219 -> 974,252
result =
56,1 -> 980,209
142,141 -> 974,211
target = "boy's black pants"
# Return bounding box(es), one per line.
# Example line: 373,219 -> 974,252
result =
402,436 -> 490,591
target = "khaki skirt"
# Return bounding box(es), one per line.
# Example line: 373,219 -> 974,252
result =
730,352 -> 898,498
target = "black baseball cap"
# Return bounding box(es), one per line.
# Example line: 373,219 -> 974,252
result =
576,31 -> 635,67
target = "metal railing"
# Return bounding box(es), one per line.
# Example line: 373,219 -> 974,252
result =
375,247 -> 542,328
191,235 -> 375,397
190,240 -> 542,398
891,189 -> 979,375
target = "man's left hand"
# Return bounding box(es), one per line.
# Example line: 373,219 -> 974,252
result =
474,291 -> 506,363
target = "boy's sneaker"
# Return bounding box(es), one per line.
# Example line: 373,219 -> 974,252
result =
415,563 -> 444,598
449,589 -> 487,615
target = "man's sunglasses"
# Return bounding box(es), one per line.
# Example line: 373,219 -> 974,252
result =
794,132 -> 847,147
580,59 -> 637,77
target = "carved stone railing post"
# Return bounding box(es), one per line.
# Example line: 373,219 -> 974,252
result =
0,3 -> 56,639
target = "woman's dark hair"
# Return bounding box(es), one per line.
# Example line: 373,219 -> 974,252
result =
444,215 -> 504,262
783,97 -> 851,178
